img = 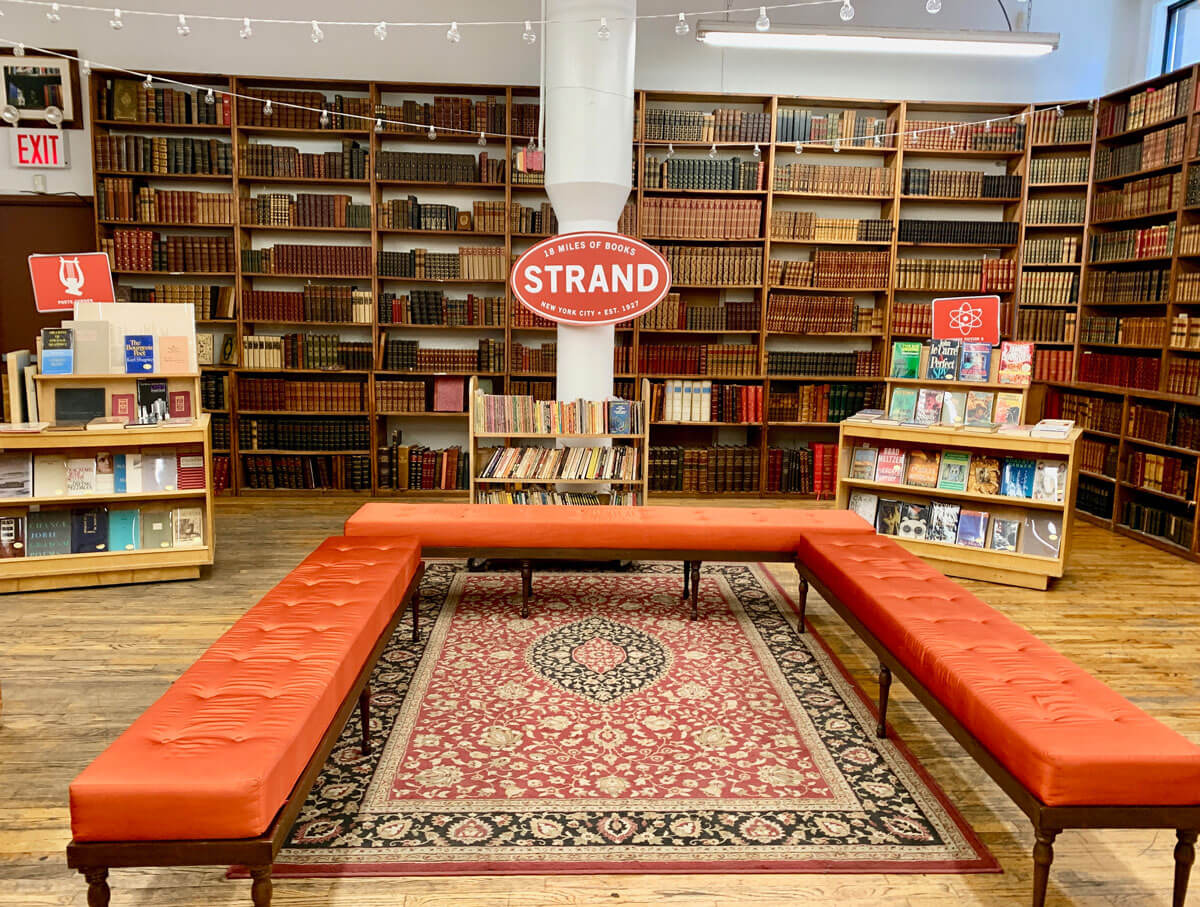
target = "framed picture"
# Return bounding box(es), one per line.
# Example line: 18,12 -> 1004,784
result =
0,48 -> 82,129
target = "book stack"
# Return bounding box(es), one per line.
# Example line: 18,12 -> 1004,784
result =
1018,309 -> 1077,343
1125,449 -> 1194,497
375,95 -> 508,135
117,284 -> 234,319
766,350 -> 880,377
639,295 -> 760,331
376,248 -> 506,281
244,287 -> 372,324
765,295 -> 880,333
1047,390 -> 1123,433
1029,155 -> 1090,184
1031,108 -> 1094,144
378,291 -> 505,326
769,213 -> 891,242
772,163 -> 894,196
1080,437 -> 1119,477
1098,75 -> 1193,137
641,198 -> 762,239
642,107 -> 771,142
767,383 -> 882,423
242,193 -> 369,228
238,89 -> 372,129
103,230 -> 234,272
1094,122 -> 1186,180
810,250 -> 891,289
642,156 -> 764,191
239,141 -> 367,180
1089,223 -> 1175,261
375,150 -> 504,183
377,196 -> 462,231
775,108 -> 893,146
895,257 -> 1016,291
1092,172 -> 1182,220
241,335 -> 372,370
1031,347 -> 1073,383
380,338 -> 505,373
656,245 -> 762,285
1171,313 -> 1200,350
1024,236 -> 1081,264
637,344 -> 759,376
1077,350 -> 1161,390
510,201 -> 558,235
1026,197 -> 1087,224
897,220 -> 1020,246
242,244 -> 371,276
1088,267 -> 1170,302
890,302 -> 933,336
510,342 -> 557,373
649,445 -> 761,493
1166,359 -> 1200,396
238,377 -> 365,412
243,454 -> 371,491
93,135 -> 233,176
1020,270 -> 1079,305
901,169 -> 1021,198
649,380 -> 760,423
1079,315 -> 1167,346
903,120 -> 1025,151
510,149 -> 546,186
765,445 -> 816,495
96,78 -> 232,125
96,181 -> 236,225
374,380 -> 428,413
238,417 -> 369,452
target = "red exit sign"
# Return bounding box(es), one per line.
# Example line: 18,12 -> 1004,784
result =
8,129 -> 70,168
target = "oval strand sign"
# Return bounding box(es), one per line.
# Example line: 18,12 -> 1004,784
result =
510,231 -> 672,326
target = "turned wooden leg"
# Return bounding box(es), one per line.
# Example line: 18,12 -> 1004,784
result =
358,687 -> 371,756
681,560 -> 692,600
81,868 -> 109,907
876,662 -> 891,739
689,561 -> 701,621
411,586 -> 420,642
1175,829 -> 1198,907
796,574 -> 808,634
250,864 -> 273,907
520,560 -> 532,619
1032,829 -> 1058,907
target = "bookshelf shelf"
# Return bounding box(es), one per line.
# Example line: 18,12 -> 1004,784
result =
1090,210 -> 1178,226
241,224 -> 373,233
1119,481 -> 1195,505
772,191 -> 892,201
95,171 -> 233,182
242,272 -> 372,280
93,119 -> 228,132
896,241 -> 1020,249
238,176 -> 369,186
238,125 -> 372,137
1093,161 -> 1183,185
112,270 -> 235,277
841,476 -> 1067,511
376,228 -> 505,237
768,237 -> 890,247
98,220 -> 234,230
900,148 -> 1025,159
1028,181 -> 1090,189
1096,113 -> 1188,144
899,195 -> 1023,204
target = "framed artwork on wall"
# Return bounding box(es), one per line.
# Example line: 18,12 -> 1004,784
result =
1,48 -> 82,129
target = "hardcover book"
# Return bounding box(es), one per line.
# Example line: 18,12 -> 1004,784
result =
874,447 -> 907,484
928,502 -> 961,543
65,457 -> 97,495
69,320 -> 112,376
925,339 -> 961,380
958,342 -> 992,382
55,387 -> 105,425
936,450 -> 971,491
0,513 -> 25,557
40,328 -> 74,375
1031,419 -> 1074,439
904,449 -> 941,487
220,335 -> 237,366
173,507 -> 204,547
897,501 -> 931,540
140,508 -> 174,549
955,509 -> 989,548
434,377 -> 465,413
889,341 -> 922,379
967,455 -> 1001,495
0,452 -> 33,499
887,387 -> 919,423
26,509 -> 71,556
196,333 -> 215,367
33,454 -> 67,497
168,391 -> 193,420
111,393 -> 135,423
1033,459 -> 1066,503
964,390 -> 995,427
875,498 -> 903,535
124,334 -> 155,373
136,380 -> 169,423
849,445 -> 878,480
142,448 -> 179,492
998,341 -> 1034,386
108,508 -> 140,552
847,491 -> 879,526
990,517 -> 1020,552
71,506 -> 109,553
608,401 -> 631,435
95,451 -> 115,494
1000,458 -> 1037,498
940,390 -> 967,426
1021,515 -> 1062,558
993,391 -> 1023,426
158,335 -> 190,373
914,388 -> 944,425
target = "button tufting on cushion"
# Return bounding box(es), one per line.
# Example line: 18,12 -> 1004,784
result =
69,535 -> 421,843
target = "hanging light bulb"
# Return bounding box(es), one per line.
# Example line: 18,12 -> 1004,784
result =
478,131 -> 487,146
707,143 -> 717,159
240,17 -> 252,39
1056,105 -> 1064,118
319,109 -> 330,128
375,117 -> 383,133
752,143 -> 761,158
522,20 -> 537,44
110,7 -> 123,29
873,134 -> 881,147
0,105 -> 19,126
81,59 -> 92,76
311,20 -> 324,43
833,138 -> 841,152
795,141 -> 803,154
143,73 -> 153,88
446,21 -> 461,43
666,142 -> 675,158
176,14 -> 190,37
45,105 -> 64,127
1088,98 -> 1095,110
597,16 -> 611,40
985,120 -> 992,132
675,13 -> 689,36
263,99 -> 273,117
205,88 -> 215,105
427,124 -> 437,140
926,0 -> 941,13
1019,110 -> 1027,123
47,3 -> 61,22
13,43 -> 24,56
755,6 -> 770,31
375,21 -> 387,40
840,0 -> 855,22
948,124 -> 956,137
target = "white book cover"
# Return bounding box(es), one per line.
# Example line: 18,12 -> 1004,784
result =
681,382 -> 694,422
663,384 -> 674,424
95,451 -> 115,495
125,453 -> 144,493
73,302 -> 198,373
33,454 -> 67,497
172,507 -> 204,548
65,456 -> 97,495
701,381 -> 712,422
142,447 -> 179,492
671,379 -> 685,421
0,451 -> 32,499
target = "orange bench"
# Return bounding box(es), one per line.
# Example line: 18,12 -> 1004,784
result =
66,536 -> 423,907
343,502 -> 874,619
794,529 -> 1200,907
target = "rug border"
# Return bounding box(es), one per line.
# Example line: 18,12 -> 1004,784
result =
247,562 -> 1000,879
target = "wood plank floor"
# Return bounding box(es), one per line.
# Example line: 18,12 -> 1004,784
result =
1,496 -> 1198,906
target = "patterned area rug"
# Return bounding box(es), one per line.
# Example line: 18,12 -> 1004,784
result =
267,563 -> 996,876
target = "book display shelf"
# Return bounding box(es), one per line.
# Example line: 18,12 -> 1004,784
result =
467,377 -> 650,504
835,420 -> 1082,589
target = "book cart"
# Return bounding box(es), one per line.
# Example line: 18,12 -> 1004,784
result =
468,376 -> 651,504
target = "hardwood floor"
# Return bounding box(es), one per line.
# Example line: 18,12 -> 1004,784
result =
1,496 -> 1198,906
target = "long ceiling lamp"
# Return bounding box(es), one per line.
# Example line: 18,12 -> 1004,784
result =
694,22 -> 1059,57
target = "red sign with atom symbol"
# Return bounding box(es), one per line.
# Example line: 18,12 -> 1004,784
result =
932,295 -> 1001,346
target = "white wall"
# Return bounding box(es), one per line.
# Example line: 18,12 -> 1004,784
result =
0,0 -> 1156,195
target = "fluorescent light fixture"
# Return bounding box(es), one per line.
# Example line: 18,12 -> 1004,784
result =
695,22 -> 1059,57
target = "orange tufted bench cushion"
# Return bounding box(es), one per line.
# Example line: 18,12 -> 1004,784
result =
796,529 -> 1200,808
344,502 -> 874,552
69,536 -> 421,842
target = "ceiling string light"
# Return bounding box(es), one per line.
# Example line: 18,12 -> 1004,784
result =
675,12 -> 689,35
522,20 -> 536,43
839,0 -> 854,21
239,16 -> 251,38
175,13 -> 188,36
446,20 -> 460,42
374,20 -> 387,40
755,6 -> 770,30
597,16 -> 610,39
310,19 -> 323,43
46,1 -> 59,20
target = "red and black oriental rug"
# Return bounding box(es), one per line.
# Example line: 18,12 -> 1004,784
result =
267,563 -> 996,876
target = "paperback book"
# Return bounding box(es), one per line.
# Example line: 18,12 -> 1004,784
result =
993,391 -> 1023,426
955,509 -> 989,548
937,450 -> 971,491
898,501 -> 931,540
876,498 -> 902,535
940,390 -> 967,426
914,388 -> 944,425
928,502 -> 961,542
874,447 -> 907,484
964,390 -> 996,427
1033,460 -> 1066,503
967,455 -> 1001,495
997,341 -> 1034,386
1000,458 -> 1037,498
849,446 -> 878,480
890,341 -> 923,379
958,342 -> 992,382
847,491 -> 879,526
124,334 -> 155,373
887,387 -> 919,423
904,449 -> 941,487
990,517 -> 1020,552
925,339 -> 961,380
1022,515 -> 1062,558
40,328 -> 74,375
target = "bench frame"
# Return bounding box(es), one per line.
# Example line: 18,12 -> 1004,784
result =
65,563 -> 424,907
793,559 -> 1200,907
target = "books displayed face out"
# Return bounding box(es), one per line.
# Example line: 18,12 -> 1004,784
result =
913,388 -> 943,425
925,339 -> 961,380
997,342 -> 1034,387
887,387 -> 919,423
874,447 -> 907,484
25,448 -> 202,498
0,452 -> 33,499
849,446 -> 878,480
896,501 -> 930,540
936,450 -> 971,492
5,503 -> 206,556
964,390 -> 997,428
890,341 -> 923,379
848,491 -> 879,526
958,343 -> 992,382
904,449 -> 941,488
955,509 -> 989,548
40,328 -> 74,375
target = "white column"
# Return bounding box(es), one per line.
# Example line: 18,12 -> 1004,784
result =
545,0 -> 636,402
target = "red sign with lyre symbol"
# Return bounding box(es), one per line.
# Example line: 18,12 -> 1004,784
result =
932,295 -> 1001,346
28,252 -> 116,313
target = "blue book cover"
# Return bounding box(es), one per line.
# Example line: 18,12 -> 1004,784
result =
608,400 -> 631,435
124,334 -> 155,373
108,509 -> 140,552
958,342 -> 992,382
40,328 -> 74,375
113,454 -> 127,494
1000,458 -> 1037,498
70,506 -> 109,553
26,510 -> 71,557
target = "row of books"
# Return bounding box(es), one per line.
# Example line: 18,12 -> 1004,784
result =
0,506 -> 204,559
475,491 -> 640,506
1031,109 -> 1094,145
849,443 -> 1065,502
1020,270 -> 1079,306
379,291 -> 505,326
1125,449 -> 1194,498
894,257 -> 1016,291
769,445 -> 832,496
775,108 -> 892,145
210,416 -> 231,451
376,247 -> 507,281
379,339 -> 505,373
1026,197 -> 1086,225
376,96 -> 510,135
1189,167 -> 1200,206
1121,500 -> 1193,549
241,335 -> 373,371
1078,477 -> 1116,520
897,219 -> 1020,246
1178,273 -> 1200,303
1177,224 -> 1200,256
1077,350 -> 1161,391
243,287 -> 373,324
1079,315 -> 1167,346
1087,267 -> 1169,302
1097,74 -> 1193,138
772,163 -> 894,196
103,231 -> 235,273
1033,349 -> 1075,384
769,213 -> 891,243
510,342 -> 559,374
1091,172 -> 1182,221
1090,223 -> 1176,261
96,181 -> 235,225
890,339 -> 1033,385
767,383 -> 882,424
639,295 -> 759,332
766,350 -> 880,377
375,150 -> 505,184
477,445 -> 641,482
649,381 -> 761,424
1024,236 -> 1081,264
1126,401 -> 1200,451
1047,390 -> 1124,434
765,295 -> 878,334
241,244 -> 371,276
641,157 -> 765,192
377,197 -> 474,232
37,322 -> 194,378
901,170 -> 1021,199
239,141 -> 368,181
1029,155 -> 1090,184
472,394 -> 642,435
376,377 -> 465,414
93,135 -> 232,176
637,343 -> 759,377
883,385 -> 1024,428
1166,359 -> 1200,397
903,121 -> 1025,152
237,417 -> 369,452
511,308 -> 558,329
649,445 -> 761,494
118,284 -> 235,320
237,89 -> 372,130
641,197 -> 763,240
0,447 -> 203,499
242,194 -> 369,229
656,245 -> 762,285
1017,309 -> 1076,344
642,107 -> 771,142
96,79 -> 231,125
769,251 -> 891,290
241,453 -> 372,490
1094,122 -> 1186,181
237,377 -> 366,412
1080,436 -> 1119,477
200,373 -> 227,411
850,493 -> 1062,557
377,441 -> 468,491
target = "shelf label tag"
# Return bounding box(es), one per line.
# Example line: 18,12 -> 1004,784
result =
510,231 -> 671,326
932,295 -> 1001,346
28,252 -> 115,313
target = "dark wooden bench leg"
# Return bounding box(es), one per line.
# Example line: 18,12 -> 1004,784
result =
876,662 -> 891,739
1176,829 -> 1198,907
681,560 -> 692,600
689,561 -> 701,621
520,560 -> 532,618
1032,829 -> 1058,907
358,687 -> 371,756
81,867 -> 109,907
411,585 -> 420,642
796,574 -> 808,634
250,864 -> 273,906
